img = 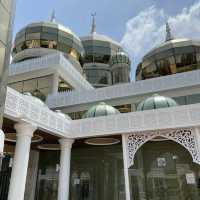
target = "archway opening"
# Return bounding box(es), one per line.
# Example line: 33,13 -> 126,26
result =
129,140 -> 200,200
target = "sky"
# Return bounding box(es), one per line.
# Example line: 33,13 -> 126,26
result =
14,0 -> 200,79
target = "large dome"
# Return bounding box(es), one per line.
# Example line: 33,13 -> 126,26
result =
82,102 -> 120,118
12,21 -> 84,63
137,94 -> 178,111
136,23 -> 200,80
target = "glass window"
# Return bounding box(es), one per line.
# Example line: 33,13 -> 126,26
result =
156,56 -> 176,75
176,52 -> 197,72
129,141 -> 200,200
42,27 -> 58,34
40,40 -> 49,48
86,69 -> 111,85
57,42 -> 71,53
41,33 -> 57,41
26,26 -> 42,33
35,151 -> 60,200
187,94 -> 200,104
26,33 -> 40,40
70,145 -> 125,200
25,40 -> 40,48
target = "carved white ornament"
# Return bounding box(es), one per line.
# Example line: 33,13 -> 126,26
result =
5,87 -> 71,137
126,129 -> 200,168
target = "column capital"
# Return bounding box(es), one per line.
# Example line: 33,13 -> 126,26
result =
14,122 -> 37,137
59,138 -> 74,149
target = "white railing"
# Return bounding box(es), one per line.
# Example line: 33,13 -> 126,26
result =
9,53 -> 93,90
70,102 -> 200,138
47,69 -> 200,108
4,87 -> 200,140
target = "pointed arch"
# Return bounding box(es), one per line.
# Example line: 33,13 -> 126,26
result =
125,129 -> 200,168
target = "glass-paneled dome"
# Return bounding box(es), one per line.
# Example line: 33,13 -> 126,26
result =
81,15 -> 123,64
110,51 -> 131,65
12,21 -> 84,63
82,102 -> 120,118
81,32 -> 123,64
110,51 -> 131,84
136,23 -> 200,80
137,94 -> 178,111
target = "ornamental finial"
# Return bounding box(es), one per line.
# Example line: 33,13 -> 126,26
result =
50,9 -> 56,23
91,12 -> 96,34
165,21 -> 173,42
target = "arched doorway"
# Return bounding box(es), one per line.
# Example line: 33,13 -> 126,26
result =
129,140 -> 200,200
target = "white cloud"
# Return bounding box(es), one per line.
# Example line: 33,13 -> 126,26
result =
121,0 -> 200,71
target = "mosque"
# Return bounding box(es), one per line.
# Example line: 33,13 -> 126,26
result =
1,11 -> 200,200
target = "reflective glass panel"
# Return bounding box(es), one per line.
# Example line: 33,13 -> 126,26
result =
129,141 -> 200,200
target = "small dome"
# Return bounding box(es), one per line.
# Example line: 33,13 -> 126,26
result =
137,94 -> 178,111
110,51 -> 131,65
82,102 -> 120,118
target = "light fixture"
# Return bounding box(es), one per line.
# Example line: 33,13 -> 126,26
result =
58,81 -> 71,92
85,137 -> 120,146
37,144 -> 60,150
5,133 -> 43,143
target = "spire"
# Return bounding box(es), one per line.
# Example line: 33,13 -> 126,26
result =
165,22 -> 173,42
50,9 -> 56,23
91,12 -> 96,34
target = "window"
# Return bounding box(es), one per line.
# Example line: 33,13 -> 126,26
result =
86,69 -> 111,85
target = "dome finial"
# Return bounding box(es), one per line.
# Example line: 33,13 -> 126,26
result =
165,21 -> 173,42
50,9 -> 56,23
91,12 -> 96,34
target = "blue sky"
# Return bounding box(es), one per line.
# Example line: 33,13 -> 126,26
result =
14,0 -> 199,79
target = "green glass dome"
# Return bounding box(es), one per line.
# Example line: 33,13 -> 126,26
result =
137,94 -> 178,111
82,102 -> 120,118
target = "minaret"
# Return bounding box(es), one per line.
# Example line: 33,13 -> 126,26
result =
165,22 -> 174,41
91,12 -> 96,34
50,10 -> 56,23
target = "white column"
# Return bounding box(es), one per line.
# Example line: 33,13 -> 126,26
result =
8,122 -> 37,200
0,129 -> 5,155
52,73 -> 59,94
58,138 -> 74,200
122,134 -> 131,200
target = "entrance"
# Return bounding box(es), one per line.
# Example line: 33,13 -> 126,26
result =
70,145 -> 125,200
129,140 -> 200,200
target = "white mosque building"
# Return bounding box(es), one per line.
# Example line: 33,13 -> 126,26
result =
1,14 -> 200,200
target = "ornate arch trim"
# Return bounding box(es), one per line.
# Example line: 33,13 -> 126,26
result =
126,129 -> 200,168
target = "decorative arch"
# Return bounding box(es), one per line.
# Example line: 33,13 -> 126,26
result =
126,129 -> 200,168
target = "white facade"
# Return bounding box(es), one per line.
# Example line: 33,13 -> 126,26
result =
3,21 -> 200,200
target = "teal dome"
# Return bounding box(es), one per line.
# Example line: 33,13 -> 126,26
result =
137,94 -> 178,111
82,102 -> 120,118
